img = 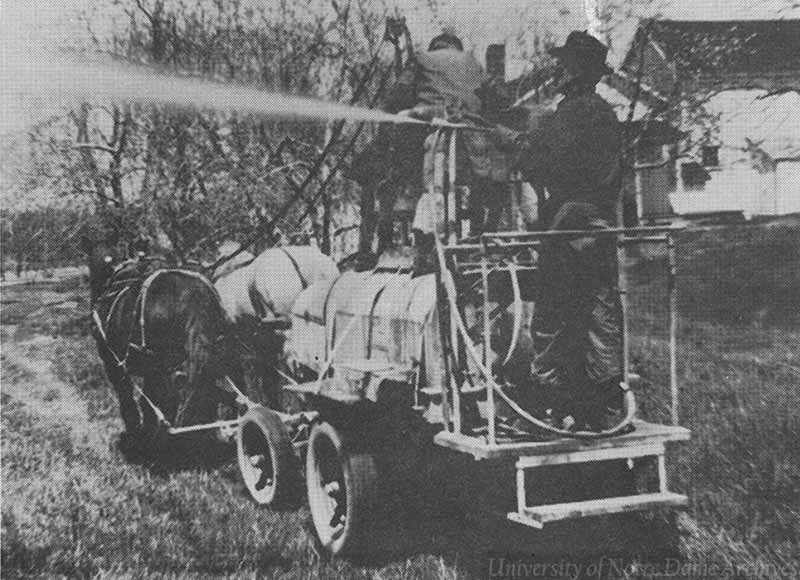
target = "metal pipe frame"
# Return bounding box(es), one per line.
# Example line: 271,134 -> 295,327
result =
668,234 -> 679,425
484,225 -> 684,241
481,253 -> 496,445
617,231 -> 631,405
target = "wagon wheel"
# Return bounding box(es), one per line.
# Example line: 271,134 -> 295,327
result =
237,406 -> 299,507
306,422 -> 379,556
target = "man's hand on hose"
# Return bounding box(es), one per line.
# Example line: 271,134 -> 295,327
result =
460,111 -> 492,127
491,122 -> 526,150
396,105 -> 441,122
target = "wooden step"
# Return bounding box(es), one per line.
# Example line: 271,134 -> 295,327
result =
508,492 -> 688,529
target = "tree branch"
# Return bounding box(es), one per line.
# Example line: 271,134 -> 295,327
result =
135,0 -> 153,21
73,143 -> 117,155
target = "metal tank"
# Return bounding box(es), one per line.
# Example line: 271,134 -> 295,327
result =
284,270 -> 445,402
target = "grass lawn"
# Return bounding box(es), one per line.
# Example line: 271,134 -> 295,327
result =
2,220 -> 799,579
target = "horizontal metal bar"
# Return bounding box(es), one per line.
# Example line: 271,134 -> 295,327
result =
168,418 -> 239,435
484,225 -> 684,241
480,237 -> 671,252
442,244 -> 484,253
617,236 -> 669,245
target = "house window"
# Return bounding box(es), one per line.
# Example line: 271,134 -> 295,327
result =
637,142 -> 664,164
681,162 -> 711,190
702,145 -> 720,168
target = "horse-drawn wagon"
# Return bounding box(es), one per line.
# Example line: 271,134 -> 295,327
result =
87,124 -> 690,559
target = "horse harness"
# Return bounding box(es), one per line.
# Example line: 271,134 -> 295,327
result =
91,263 -> 231,432
91,265 -> 218,373
279,247 -> 309,289
247,248 -> 309,322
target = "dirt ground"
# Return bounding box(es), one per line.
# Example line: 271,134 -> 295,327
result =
2,221 -> 799,579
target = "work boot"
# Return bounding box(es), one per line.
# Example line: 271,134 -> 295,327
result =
585,376 -> 629,432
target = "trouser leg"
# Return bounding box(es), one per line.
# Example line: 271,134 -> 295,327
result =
531,240 -> 583,414
577,236 -> 622,384
578,238 -> 623,426
482,180 -> 505,233
531,222 -> 623,426
376,182 -> 396,253
467,178 -> 504,236
358,185 -> 377,256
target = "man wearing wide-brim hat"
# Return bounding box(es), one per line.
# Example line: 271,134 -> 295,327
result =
494,31 -> 625,432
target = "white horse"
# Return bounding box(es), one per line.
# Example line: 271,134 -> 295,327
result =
212,240 -> 256,281
214,245 -> 339,325
213,244 -> 339,408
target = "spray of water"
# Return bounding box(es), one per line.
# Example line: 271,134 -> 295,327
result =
0,49 -> 432,134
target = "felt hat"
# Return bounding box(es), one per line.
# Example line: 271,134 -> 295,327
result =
549,30 -> 613,76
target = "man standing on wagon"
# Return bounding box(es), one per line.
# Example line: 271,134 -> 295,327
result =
494,31 -> 625,431
349,31 -> 509,265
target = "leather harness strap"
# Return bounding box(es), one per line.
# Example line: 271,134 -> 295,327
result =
137,268 -> 218,349
279,247 -> 309,289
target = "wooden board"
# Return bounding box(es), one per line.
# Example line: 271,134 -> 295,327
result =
508,491 -> 688,529
434,420 -> 690,461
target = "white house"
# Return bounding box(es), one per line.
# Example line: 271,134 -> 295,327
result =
608,18 -> 800,221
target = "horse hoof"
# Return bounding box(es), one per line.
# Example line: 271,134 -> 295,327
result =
116,431 -> 151,463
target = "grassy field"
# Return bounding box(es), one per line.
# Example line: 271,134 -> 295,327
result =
2,220 -> 799,579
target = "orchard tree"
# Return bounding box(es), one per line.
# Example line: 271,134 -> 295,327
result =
26,0 -> 395,262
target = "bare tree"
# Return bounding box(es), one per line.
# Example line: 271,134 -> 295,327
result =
25,0 -> 392,261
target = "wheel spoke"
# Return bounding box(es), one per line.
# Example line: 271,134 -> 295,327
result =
249,453 -> 266,468
254,470 -> 273,491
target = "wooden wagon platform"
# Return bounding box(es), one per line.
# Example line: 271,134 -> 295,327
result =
434,420 -> 690,460
435,420 -> 690,529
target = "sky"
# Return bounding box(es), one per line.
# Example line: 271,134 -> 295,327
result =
3,0 -> 798,54
1,0 -> 798,206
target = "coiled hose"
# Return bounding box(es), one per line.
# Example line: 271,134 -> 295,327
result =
435,239 -> 636,440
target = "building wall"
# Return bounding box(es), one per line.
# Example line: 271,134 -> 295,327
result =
669,162 -> 800,218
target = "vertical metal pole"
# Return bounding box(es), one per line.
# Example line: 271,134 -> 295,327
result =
617,234 -> 630,393
435,268 -> 453,432
446,128 -> 462,433
451,367 -> 462,434
448,129 -> 458,244
442,130 -> 450,243
668,233 -> 679,426
451,275 -> 462,433
516,463 -> 526,513
481,252 -> 496,445
658,453 -> 668,493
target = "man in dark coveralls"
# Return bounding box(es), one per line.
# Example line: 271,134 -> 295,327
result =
351,32 -> 507,260
495,31 -> 625,431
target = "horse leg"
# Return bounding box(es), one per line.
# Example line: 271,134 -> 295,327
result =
175,324 -> 219,427
260,354 -> 282,411
100,357 -> 148,460
219,331 -> 248,410
141,366 -> 172,430
252,329 -> 284,410
99,355 -> 140,433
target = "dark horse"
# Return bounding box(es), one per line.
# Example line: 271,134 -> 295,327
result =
82,234 -> 230,459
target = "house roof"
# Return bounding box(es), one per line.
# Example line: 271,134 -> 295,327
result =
620,19 -> 800,93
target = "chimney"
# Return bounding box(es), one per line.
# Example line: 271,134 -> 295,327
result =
486,44 -> 506,80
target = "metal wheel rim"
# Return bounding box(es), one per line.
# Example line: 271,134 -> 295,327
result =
237,420 -> 277,504
308,433 -> 347,546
